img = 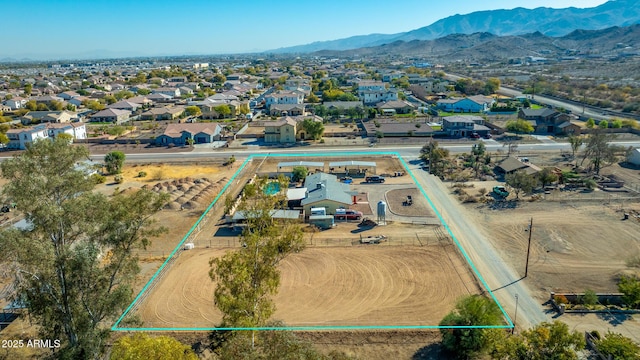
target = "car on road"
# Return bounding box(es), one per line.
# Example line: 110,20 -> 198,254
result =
365,175 -> 385,183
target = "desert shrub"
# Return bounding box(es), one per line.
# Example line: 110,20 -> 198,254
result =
554,294 -> 569,305
137,171 -> 147,178
581,289 -> 598,306
114,175 -> 124,184
90,174 -> 106,184
151,169 -> 165,181
626,255 -> 640,268
478,188 -> 487,195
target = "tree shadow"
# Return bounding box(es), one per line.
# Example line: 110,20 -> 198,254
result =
487,200 -> 519,210
596,312 -> 634,326
412,343 -> 446,360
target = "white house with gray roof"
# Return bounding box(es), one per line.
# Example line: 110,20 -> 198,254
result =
301,173 -> 355,215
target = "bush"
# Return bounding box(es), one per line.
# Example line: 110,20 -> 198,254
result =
581,289 -> 598,306
137,171 -> 147,178
90,174 -> 106,184
554,294 -> 569,305
151,169 -> 165,181
114,175 -> 124,184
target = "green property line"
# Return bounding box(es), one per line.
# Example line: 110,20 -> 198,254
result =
113,151 -> 513,331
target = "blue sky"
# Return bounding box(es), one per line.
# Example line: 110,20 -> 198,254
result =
1,0 -> 609,59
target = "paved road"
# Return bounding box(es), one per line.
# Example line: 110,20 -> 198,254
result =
407,161 -> 549,329
43,139 -> 639,163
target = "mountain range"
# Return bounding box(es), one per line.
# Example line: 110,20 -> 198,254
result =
268,0 -> 640,54
311,24 -> 640,62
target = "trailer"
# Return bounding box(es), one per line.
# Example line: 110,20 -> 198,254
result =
359,234 -> 387,244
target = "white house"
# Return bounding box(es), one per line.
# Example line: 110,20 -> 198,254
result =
437,95 -> 495,113
357,81 -> 398,105
47,122 -> 87,140
6,125 -> 49,150
3,98 -> 27,110
152,87 -> 181,98
264,91 -> 304,109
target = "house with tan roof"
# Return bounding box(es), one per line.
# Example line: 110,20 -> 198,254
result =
90,108 -> 131,124
140,106 -> 185,121
155,123 -> 223,146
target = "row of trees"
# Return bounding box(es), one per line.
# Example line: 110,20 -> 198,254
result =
440,295 -> 640,359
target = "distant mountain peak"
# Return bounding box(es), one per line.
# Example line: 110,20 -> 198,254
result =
268,0 -> 640,54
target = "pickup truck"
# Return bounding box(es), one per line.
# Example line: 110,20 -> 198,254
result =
335,209 -> 363,220
365,175 -> 385,183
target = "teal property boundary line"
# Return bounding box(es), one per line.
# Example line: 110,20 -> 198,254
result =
113,151 -> 513,331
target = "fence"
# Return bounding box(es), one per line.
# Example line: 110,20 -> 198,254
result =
202,233 -> 440,249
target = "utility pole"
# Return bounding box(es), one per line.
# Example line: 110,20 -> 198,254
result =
525,217 -> 533,278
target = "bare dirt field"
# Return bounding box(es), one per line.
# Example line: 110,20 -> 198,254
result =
386,188 -> 433,217
134,245 -> 482,328
466,200 -> 640,294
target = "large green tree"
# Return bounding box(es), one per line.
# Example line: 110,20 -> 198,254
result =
105,150 -> 126,174
439,295 -> 504,359
490,321 -> 585,360
596,332 -> 640,360
505,119 -> 535,134
209,176 -> 305,343
0,138 -> 167,358
580,132 -> 619,175
506,170 -> 538,199
420,141 -> 450,177
301,118 -> 325,140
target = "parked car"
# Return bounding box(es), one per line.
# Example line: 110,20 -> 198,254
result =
470,133 -> 481,139
365,175 -> 385,183
483,133 -> 492,139
335,209 -> 363,220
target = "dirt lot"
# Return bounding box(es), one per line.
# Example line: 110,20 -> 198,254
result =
465,199 -> 640,294
134,245 -> 482,328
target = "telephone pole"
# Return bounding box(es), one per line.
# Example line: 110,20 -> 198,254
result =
525,217 -> 533,278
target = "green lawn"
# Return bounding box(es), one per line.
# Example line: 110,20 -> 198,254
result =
530,104 -> 544,109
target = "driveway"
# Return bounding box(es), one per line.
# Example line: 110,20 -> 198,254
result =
530,135 -> 557,145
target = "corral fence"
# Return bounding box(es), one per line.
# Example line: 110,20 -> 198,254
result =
203,233 -> 441,249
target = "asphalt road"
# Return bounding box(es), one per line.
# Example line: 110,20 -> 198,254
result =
497,86 -> 607,120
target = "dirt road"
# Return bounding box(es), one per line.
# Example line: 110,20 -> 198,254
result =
409,166 -> 548,329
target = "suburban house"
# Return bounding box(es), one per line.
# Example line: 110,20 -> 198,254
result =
264,91 -> 304,109
495,156 -> 541,176
269,104 -> 305,116
517,108 -> 580,135
300,173 -> 355,215
357,81 -> 398,105
324,101 -> 364,111
140,106 -> 185,120
58,91 -> 80,100
376,100 -> 416,115
264,117 -> 297,143
442,115 -> 490,137
437,95 -> 495,113
20,110 -> 77,124
155,123 -> 223,146
3,97 -> 27,110
362,119 -> 433,137
145,93 -> 173,103
152,87 -> 181,98
90,108 -> 131,124
46,122 -> 87,140
107,100 -> 143,112
5,126 -> 49,150
33,95 -> 64,106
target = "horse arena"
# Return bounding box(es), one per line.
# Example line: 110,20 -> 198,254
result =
120,155 -> 486,329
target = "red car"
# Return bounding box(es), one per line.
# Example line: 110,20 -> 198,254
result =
470,133 -> 481,139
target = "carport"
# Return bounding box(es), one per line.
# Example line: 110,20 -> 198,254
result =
277,161 -> 325,173
329,161 -> 377,176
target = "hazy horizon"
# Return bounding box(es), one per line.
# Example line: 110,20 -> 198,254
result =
1,0 -> 609,61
